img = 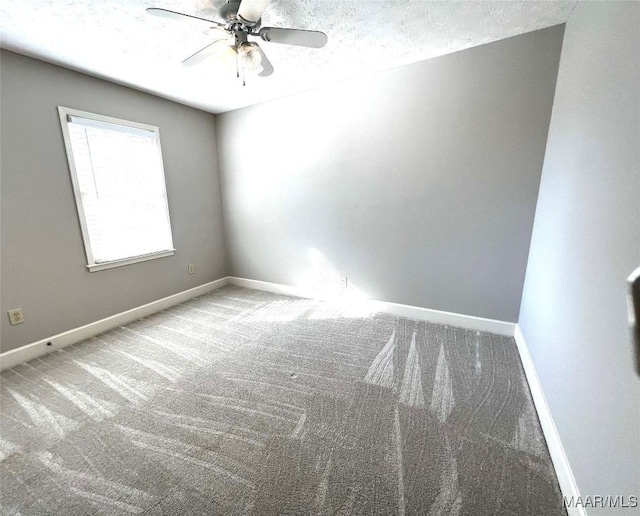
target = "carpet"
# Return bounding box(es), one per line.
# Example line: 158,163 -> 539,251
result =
0,286 -> 566,515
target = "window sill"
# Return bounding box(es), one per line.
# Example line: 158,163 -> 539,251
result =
87,249 -> 175,272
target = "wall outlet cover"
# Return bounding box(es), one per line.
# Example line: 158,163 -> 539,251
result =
8,309 -> 25,325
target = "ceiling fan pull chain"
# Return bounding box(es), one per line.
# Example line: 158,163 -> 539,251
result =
235,39 -> 240,78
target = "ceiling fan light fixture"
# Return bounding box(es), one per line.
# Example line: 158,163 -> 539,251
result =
239,42 -> 263,74
237,0 -> 269,25
219,44 -> 239,68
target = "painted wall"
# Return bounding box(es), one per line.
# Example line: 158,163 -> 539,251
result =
216,26 -> 564,323
0,50 -> 227,353
518,2 -> 640,513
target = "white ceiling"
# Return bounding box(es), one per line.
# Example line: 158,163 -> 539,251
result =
0,0 -> 576,114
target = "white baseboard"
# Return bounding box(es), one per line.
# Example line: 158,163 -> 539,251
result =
228,277 -> 516,336
1,276 -> 513,371
513,325 -> 585,516
0,277 -> 230,371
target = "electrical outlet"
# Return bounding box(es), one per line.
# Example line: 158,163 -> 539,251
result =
188,264 -> 195,275
340,277 -> 348,289
8,309 -> 25,326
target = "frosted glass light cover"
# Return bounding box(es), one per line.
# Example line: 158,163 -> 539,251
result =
240,42 -> 263,74
238,0 -> 269,24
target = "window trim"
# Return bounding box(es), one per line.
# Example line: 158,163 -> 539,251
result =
86,249 -> 176,272
58,106 -> 175,272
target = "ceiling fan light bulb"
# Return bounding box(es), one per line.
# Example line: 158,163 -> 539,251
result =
213,44 -> 238,70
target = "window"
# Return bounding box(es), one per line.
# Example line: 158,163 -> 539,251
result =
58,107 -> 175,272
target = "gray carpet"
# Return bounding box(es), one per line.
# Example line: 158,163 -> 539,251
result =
0,286 -> 566,515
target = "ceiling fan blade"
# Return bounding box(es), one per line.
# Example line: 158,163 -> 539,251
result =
237,0 -> 269,25
182,39 -> 231,66
258,27 -> 328,48
254,43 -> 274,77
146,8 -> 223,27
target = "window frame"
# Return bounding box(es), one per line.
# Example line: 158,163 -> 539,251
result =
58,106 -> 175,272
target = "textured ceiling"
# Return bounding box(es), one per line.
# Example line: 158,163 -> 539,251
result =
0,0 -> 575,113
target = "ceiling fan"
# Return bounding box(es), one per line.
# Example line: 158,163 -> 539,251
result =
146,0 -> 328,83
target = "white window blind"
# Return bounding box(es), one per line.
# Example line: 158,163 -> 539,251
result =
59,107 -> 174,271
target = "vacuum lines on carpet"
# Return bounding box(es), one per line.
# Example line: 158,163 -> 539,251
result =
0,286 -> 566,515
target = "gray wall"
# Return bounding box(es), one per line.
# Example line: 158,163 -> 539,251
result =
1,50 -> 227,353
216,26 -> 564,322
519,2 -> 639,512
